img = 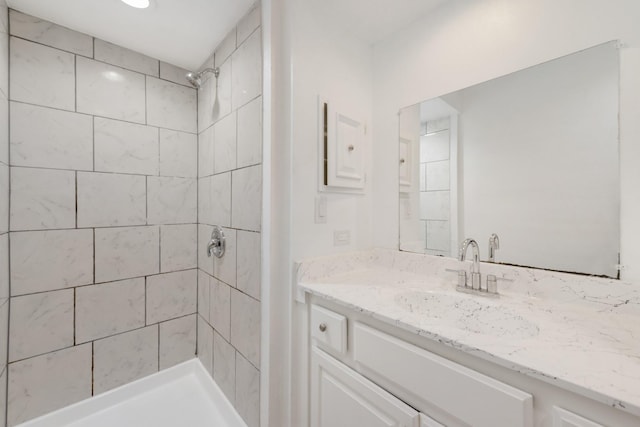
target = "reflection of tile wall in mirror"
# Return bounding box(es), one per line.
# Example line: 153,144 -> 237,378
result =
399,41 -> 619,277
427,220 -> 450,252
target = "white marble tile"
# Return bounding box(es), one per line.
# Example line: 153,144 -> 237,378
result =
198,224 -> 214,276
420,190 -> 450,221
77,172 -> 146,228
0,93 -> 7,165
0,163 -> 6,233
237,6 -> 261,46
237,230 -> 261,300
213,331 -> 235,404
214,29 -> 236,68
419,163 -> 426,191
159,62 -> 191,87
94,117 -> 159,175
7,344 -> 92,426
215,60 -> 233,120
159,314 -> 196,370
75,278 -> 145,343
93,325 -> 158,394
231,165 -> 262,231
10,37 -> 75,110
209,278 -> 231,341
9,289 -> 74,361
237,96 -> 262,168
199,52 -> 215,75
198,270 -> 211,322
0,234 -> 8,299
198,125 -> 214,177
146,269 -> 197,324
147,176 -> 197,224
213,227 -> 236,287
160,224 -> 197,273
426,160 -> 450,191
214,111 -> 236,173
146,76 -> 197,133
230,289 -> 260,368
10,101 -> 93,170
0,300 -> 7,367
0,365 -> 6,427
0,30 -> 7,98
426,220 -> 450,252
76,57 -> 146,123
10,10 -> 93,56
0,1 -> 7,34
197,73 -> 215,133
231,30 -> 261,110
95,226 -> 159,283
422,131 -> 450,162
10,167 -> 76,231
159,129 -> 197,178
211,172 -> 232,227
197,315 -> 213,376
235,352 -> 260,427
198,177 -> 212,225
10,229 -> 93,296
94,39 -> 158,76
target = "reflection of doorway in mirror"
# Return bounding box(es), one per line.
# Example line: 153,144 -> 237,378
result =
420,118 -> 451,256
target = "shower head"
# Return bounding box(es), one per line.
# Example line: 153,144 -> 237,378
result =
185,72 -> 201,88
185,67 -> 220,89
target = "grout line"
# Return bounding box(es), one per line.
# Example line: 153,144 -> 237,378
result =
74,54 -> 77,113
75,171 -> 78,228
73,287 -> 77,346
92,228 -> 96,284
91,341 -> 94,396
9,99 -> 197,135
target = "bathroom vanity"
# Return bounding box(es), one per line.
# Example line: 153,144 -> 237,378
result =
296,249 -> 640,427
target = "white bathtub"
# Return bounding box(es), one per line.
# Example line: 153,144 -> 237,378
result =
17,359 -> 247,427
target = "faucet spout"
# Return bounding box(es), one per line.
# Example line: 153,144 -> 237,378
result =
488,233 -> 500,262
459,238 -> 480,273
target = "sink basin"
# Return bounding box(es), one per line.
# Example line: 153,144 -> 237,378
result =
394,290 -> 539,339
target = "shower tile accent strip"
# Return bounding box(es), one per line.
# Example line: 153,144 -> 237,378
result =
196,4 -> 262,427
5,9 -> 197,426
0,2 -> 10,425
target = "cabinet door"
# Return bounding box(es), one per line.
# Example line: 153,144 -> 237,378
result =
552,407 -> 605,427
310,347 -> 419,427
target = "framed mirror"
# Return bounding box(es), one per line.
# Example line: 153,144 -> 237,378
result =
399,41 -> 620,278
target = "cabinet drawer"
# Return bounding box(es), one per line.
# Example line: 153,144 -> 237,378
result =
353,322 -> 533,427
552,407 -> 604,427
310,304 -> 347,355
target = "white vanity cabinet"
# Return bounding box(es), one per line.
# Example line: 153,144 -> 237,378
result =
310,347 -> 420,427
306,299 -> 640,427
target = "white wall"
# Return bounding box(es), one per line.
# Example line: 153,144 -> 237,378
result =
372,0 -> 640,280
462,43 -> 619,277
289,0 -> 374,261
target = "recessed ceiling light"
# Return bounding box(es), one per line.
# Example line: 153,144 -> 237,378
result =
121,0 -> 150,9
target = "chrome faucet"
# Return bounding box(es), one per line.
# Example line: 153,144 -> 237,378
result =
459,238 -> 481,290
488,233 -> 500,262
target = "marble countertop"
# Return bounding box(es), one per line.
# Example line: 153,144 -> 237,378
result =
296,249 -> 640,417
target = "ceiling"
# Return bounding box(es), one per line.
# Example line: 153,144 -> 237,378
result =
6,0 -> 255,71
320,0 -> 447,44
6,0 -> 447,70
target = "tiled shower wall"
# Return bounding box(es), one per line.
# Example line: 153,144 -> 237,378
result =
420,118 -> 451,256
196,4 -> 262,427
0,2 -> 9,426
7,11 -> 198,426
